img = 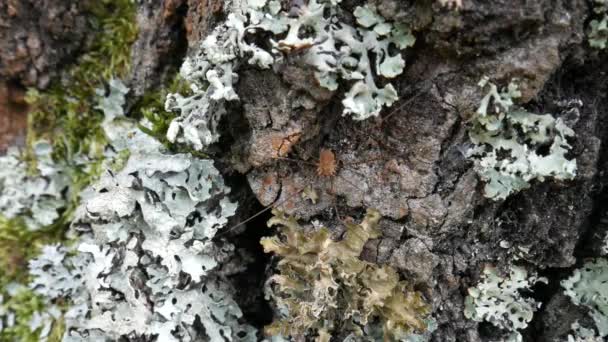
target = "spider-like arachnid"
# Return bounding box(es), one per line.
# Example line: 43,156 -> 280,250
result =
217,145 -> 379,237
221,81 -> 441,236
218,133 -> 417,239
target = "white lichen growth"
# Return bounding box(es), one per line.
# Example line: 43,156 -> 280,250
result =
562,258 -> 608,338
165,0 -> 415,150
25,80 -> 256,341
467,78 -> 577,200
0,141 -> 71,230
464,265 -> 547,342
29,244 -> 82,300
567,322 -> 603,342
589,0 -> 608,49
274,2 -> 414,119
0,78 -> 130,233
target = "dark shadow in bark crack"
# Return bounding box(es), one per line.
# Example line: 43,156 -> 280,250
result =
222,170 -> 274,330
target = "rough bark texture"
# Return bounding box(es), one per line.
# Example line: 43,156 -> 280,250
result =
127,0 -> 188,97
2,0 -> 608,341
0,0 -> 89,88
0,81 -> 27,152
0,0 -> 90,151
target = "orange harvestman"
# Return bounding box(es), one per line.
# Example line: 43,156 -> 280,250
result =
215,81 -> 433,238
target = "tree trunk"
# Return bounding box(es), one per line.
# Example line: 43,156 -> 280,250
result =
2,0 -> 607,341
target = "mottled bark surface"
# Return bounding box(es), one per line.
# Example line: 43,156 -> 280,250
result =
0,0 -> 91,151
0,0 -> 89,88
0,81 -> 27,152
3,0 -> 608,341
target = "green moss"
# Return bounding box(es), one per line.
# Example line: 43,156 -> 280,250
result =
108,148 -> 131,172
25,0 -> 137,171
134,76 -> 188,144
0,289 -> 47,341
47,316 -> 65,342
0,285 -> 66,342
134,76 -> 190,145
133,75 -> 209,158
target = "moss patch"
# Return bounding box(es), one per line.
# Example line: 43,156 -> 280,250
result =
25,0 -> 137,170
132,74 -> 212,159
0,289 -> 46,341
134,75 -> 190,147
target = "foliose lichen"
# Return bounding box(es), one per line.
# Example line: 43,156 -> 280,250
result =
467,77 -> 577,200
261,209 -> 430,341
0,142 -> 67,231
562,258 -> 608,338
22,80 -> 256,342
464,265 -> 547,342
1,0 -> 138,322
165,0 -> 415,150
589,0 -> 608,49
567,321 -> 603,342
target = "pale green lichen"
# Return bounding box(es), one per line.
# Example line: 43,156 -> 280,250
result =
261,209 -> 430,341
464,265 -> 547,342
562,258 -> 608,338
20,80 -> 256,342
567,321 -> 603,342
467,78 -> 577,200
0,141 -> 72,231
589,16 -> 608,49
166,0 -> 415,150
589,0 -> 608,49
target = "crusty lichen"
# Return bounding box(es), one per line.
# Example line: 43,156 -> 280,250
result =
261,209 -> 430,341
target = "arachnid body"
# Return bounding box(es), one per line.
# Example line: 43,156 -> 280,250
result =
316,148 -> 337,177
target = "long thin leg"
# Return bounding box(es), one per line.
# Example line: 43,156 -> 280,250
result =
217,185 -> 305,237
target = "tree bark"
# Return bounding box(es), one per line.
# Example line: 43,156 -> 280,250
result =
2,0 -> 608,341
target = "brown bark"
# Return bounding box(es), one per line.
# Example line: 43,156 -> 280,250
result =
0,81 -> 27,152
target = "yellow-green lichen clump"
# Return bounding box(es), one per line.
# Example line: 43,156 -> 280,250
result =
261,209 -> 431,341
